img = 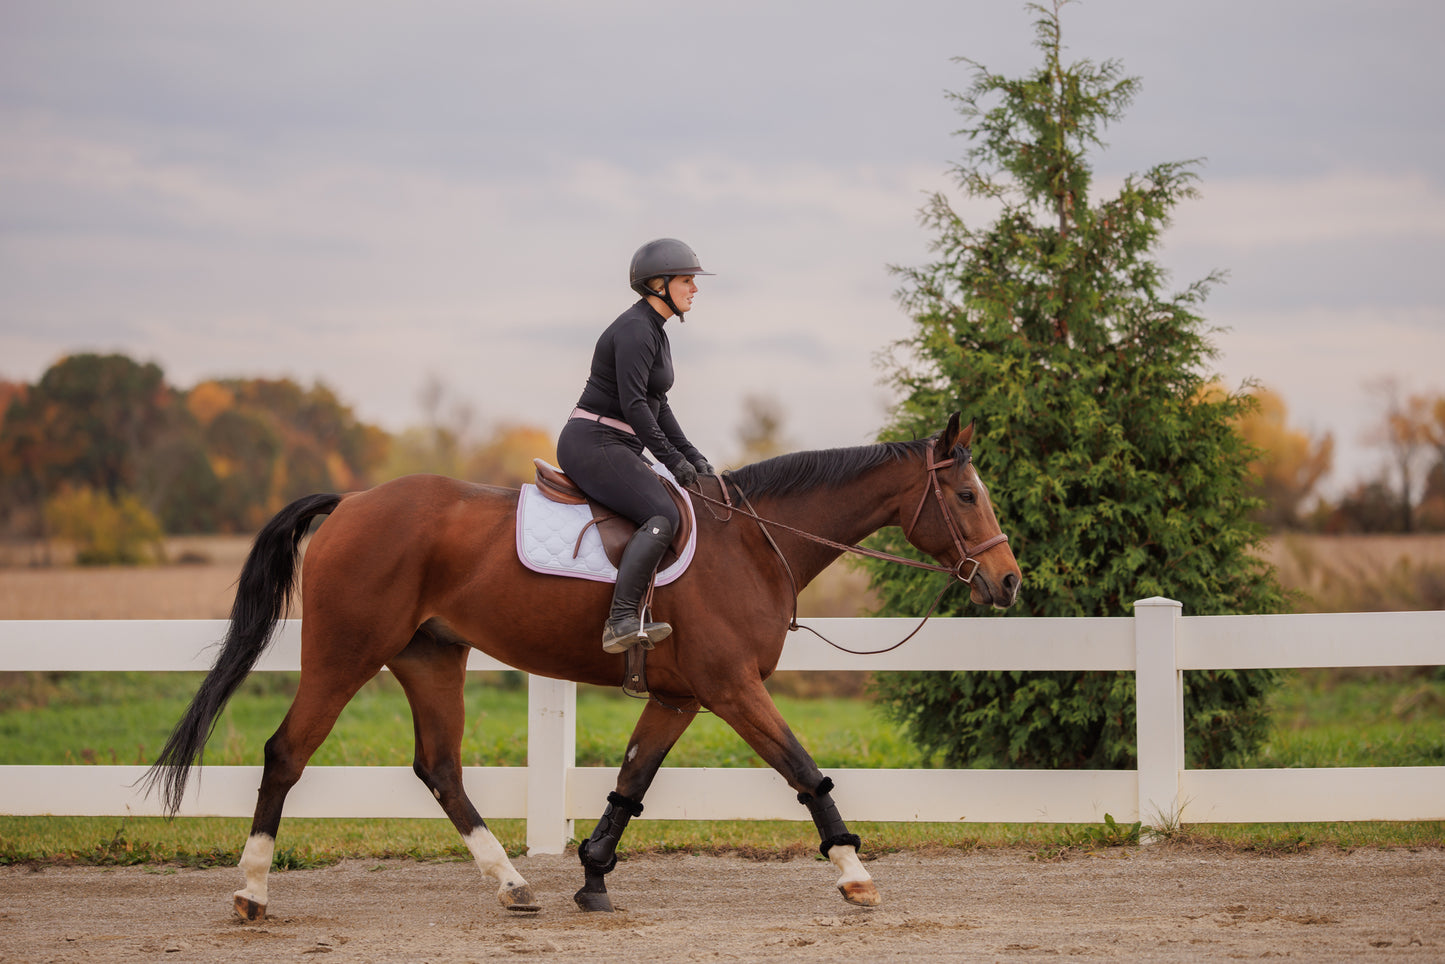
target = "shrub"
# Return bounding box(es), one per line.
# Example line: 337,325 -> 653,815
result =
867,1 -> 1285,770
45,487 -> 166,565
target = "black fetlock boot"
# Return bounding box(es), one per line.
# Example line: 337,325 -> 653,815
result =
575,791 -> 645,912
602,516 -> 674,654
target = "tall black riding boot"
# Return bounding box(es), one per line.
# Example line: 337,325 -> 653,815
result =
601,515 -> 674,654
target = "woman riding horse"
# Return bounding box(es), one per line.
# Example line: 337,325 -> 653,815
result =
557,238 -> 715,654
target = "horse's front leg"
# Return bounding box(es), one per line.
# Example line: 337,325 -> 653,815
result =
575,696 -> 699,912
708,679 -> 880,907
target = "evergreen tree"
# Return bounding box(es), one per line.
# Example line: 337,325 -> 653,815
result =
869,0 -> 1286,770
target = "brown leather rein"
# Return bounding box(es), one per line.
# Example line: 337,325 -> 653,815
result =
686,448 -> 1010,656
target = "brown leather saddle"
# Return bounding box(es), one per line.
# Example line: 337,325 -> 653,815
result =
531,459 -> 694,571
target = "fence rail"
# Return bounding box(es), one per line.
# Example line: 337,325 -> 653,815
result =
2,599 -> 1442,854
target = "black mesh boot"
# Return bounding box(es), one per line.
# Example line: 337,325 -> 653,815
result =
601,516 -> 674,654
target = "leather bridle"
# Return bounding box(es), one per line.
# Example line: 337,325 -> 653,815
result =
683,448 -> 1012,656
902,448 -> 1010,585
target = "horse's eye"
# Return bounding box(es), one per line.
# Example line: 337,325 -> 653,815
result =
957,489 -> 976,505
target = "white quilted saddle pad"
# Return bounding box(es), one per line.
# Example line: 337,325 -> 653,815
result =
515,463 -> 696,585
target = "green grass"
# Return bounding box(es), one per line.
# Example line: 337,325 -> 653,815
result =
1,669 -> 1441,864
1249,669 -> 1445,768
4,813 -> 1441,868
0,671 -> 924,769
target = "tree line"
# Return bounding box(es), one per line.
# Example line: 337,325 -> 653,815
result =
0,353 -> 559,561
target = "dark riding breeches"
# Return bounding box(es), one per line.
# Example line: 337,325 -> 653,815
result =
556,417 -> 681,535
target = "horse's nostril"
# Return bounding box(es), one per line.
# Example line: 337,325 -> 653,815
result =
1002,572 -> 1020,596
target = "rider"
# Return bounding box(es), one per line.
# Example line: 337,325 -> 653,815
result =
557,238 -> 715,654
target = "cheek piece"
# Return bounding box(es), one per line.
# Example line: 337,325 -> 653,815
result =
798,777 -> 861,857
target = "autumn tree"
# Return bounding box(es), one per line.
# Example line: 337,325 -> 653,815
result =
0,380 -> 22,425
0,354 -> 175,545
199,377 -> 388,529
381,375 -> 478,480
17,354 -> 172,496
1420,395 -> 1445,528
1231,386 -> 1333,529
1365,379 -> 1435,533
732,394 -> 794,467
0,359 -> 390,538
465,424 -> 557,486
867,0 -> 1285,772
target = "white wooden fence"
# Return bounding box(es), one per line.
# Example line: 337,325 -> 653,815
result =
2,598 -> 1442,855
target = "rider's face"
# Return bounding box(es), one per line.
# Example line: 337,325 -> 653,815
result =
668,275 -> 698,314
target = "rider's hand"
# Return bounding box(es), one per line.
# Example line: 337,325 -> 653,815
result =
693,459 -> 715,477
672,461 -> 699,487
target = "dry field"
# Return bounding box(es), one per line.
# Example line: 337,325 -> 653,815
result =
1258,533 -> 1445,612
0,536 -> 257,619
4,533 -> 1444,620
0,536 -> 880,621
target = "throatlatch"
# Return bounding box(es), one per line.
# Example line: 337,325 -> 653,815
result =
575,791 -> 645,911
798,777 -> 861,857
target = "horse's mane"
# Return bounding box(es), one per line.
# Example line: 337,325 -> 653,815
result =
726,438 -> 970,499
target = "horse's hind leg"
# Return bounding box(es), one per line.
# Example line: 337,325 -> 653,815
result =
235,650 -> 387,920
575,696 -> 699,912
707,679 -> 880,908
388,626 -> 538,914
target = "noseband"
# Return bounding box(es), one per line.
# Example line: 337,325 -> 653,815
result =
903,449 -> 1010,584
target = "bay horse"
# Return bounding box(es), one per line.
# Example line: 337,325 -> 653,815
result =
144,413 -> 1020,918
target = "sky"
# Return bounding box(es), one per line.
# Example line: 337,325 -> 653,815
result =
2,0 -> 1442,494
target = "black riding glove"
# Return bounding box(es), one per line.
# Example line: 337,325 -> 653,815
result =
671,461 -> 698,487
693,459 -> 715,476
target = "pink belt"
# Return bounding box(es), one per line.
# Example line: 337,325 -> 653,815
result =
569,407 -> 636,436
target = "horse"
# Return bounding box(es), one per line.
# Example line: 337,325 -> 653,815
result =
143,412 -> 1021,918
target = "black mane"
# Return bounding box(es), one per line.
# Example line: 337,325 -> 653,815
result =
726,438 -> 971,499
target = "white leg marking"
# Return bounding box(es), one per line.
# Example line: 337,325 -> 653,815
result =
828,843 -> 870,887
464,827 -> 534,907
828,844 -> 882,906
235,833 -> 275,907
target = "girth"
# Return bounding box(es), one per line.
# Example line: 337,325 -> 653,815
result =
531,459 -> 693,571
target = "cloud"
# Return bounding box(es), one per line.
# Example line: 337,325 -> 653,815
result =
1171,171 -> 1445,248
3,0 -> 1443,488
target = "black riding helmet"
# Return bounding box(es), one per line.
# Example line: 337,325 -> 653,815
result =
628,238 -> 714,320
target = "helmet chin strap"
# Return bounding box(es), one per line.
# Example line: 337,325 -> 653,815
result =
654,276 -> 685,321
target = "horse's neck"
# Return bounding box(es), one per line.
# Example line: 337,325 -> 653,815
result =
750,476 -> 899,589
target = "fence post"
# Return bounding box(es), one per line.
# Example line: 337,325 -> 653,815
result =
525,675 -> 577,855
1133,597 -> 1184,833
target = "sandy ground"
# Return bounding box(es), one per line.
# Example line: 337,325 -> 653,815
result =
1,847 -> 1441,963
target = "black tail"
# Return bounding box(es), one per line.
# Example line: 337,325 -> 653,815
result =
142,492 -> 343,815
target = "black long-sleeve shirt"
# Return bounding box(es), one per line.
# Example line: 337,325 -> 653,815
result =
574,299 -> 703,471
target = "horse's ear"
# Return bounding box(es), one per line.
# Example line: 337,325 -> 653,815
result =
958,418 -> 975,448
935,412 -> 961,459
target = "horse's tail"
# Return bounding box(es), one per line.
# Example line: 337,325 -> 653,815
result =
142,492 -> 343,816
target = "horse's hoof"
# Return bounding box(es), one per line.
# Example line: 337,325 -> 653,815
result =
573,887 -> 614,912
839,880 -> 882,907
233,893 -> 267,921
499,883 -> 541,913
